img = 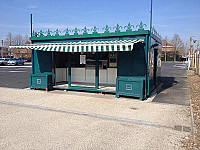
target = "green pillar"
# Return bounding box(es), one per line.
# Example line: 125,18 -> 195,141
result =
148,0 -> 153,96
68,53 -> 71,87
148,35 -> 150,96
95,53 -> 99,89
53,52 -> 56,86
144,35 -> 148,98
30,49 -> 34,89
31,49 -> 34,74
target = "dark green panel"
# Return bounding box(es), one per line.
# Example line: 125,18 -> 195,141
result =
116,77 -> 144,100
55,52 -> 68,68
34,50 -> 52,74
117,43 -> 147,77
30,74 -> 52,91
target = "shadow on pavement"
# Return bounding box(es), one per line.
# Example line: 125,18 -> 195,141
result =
156,77 -> 177,94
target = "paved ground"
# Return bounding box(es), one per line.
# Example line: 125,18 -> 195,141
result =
0,62 -> 190,106
153,62 -> 190,106
0,63 -> 32,89
0,87 -> 191,149
0,61 -> 192,149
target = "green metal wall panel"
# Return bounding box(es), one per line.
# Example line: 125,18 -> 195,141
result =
149,37 -> 162,93
30,74 -> 52,90
116,77 -> 144,100
117,43 -> 147,77
34,50 -> 52,74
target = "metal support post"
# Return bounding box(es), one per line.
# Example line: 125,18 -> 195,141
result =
165,44 -> 167,62
31,49 -> 34,74
1,40 -> 3,58
30,14 -> 33,37
68,53 -> 71,87
95,53 -> 99,89
148,0 -> 153,96
53,52 -> 56,85
144,35 -> 148,98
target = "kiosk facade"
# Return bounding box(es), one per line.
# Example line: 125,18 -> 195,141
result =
10,23 -> 162,100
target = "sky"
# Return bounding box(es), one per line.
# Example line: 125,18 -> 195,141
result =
0,0 -> 200,47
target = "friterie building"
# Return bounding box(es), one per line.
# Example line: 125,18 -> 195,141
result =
10,22 -> 162,100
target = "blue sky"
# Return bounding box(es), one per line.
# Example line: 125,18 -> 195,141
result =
0,0 -> 200,46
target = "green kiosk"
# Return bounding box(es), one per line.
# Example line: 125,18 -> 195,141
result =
10,22 -> 162,100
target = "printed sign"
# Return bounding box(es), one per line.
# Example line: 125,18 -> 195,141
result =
37,79 -> 41,84
126,84 -> 132,90
80,55 -> 86,64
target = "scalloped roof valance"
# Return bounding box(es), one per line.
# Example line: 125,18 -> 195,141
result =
10,39 -> 144,52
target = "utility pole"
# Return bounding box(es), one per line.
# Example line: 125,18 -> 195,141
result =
30,14 -> 33,37
185,43 -> 187,57
147,0 -> 153,96
165,43 -> 167,62
190,37 -> 192,67
188,37 -> 192,69
1,40 -> 3,58
192,45 -> 195,67
9,34 -> 12,58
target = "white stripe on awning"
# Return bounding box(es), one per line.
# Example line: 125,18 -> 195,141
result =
9,39 -> 144,52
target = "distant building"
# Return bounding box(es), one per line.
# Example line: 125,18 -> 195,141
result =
0,47 -> 9,58
162,40 -> 175,57
161,40 -> 175,61
12,42 -> 31,59
13,48 -> 31,59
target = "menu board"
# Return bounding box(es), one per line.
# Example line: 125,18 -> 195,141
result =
80,55 -> 86,64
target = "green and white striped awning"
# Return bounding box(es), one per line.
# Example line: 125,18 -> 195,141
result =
10,39 -> 144,52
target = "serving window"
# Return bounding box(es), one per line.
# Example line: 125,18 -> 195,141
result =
61,52 -> 117,69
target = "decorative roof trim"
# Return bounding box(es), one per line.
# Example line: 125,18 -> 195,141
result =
10,39 -> 144,53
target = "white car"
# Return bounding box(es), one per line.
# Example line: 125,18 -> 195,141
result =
0,58 -> 10,65
7,58 -> 24,65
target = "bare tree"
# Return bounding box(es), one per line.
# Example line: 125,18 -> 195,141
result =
4,32 -> 14,48
170,33 -> 184,61
24,35 -> 30,44
4,32 -> 15,57
164,35 -> 168,43
4,33 -> 31,58
13,34 -> 24,46
5,33 -> 29,46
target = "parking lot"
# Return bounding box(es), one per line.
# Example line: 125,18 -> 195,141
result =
0,62 -> 190,105
0,63 -> 32,89
0,62 -> 192,149
153,62 -> 190,106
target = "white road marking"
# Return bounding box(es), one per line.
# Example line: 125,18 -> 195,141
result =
173,64 -> 186,68
8,71 -> 26,73
0,66 -> 31,68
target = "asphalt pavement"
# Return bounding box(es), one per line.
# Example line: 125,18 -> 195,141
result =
0,63 -> 32,89
153,62 -> 190,106
0,62 -> 190,106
